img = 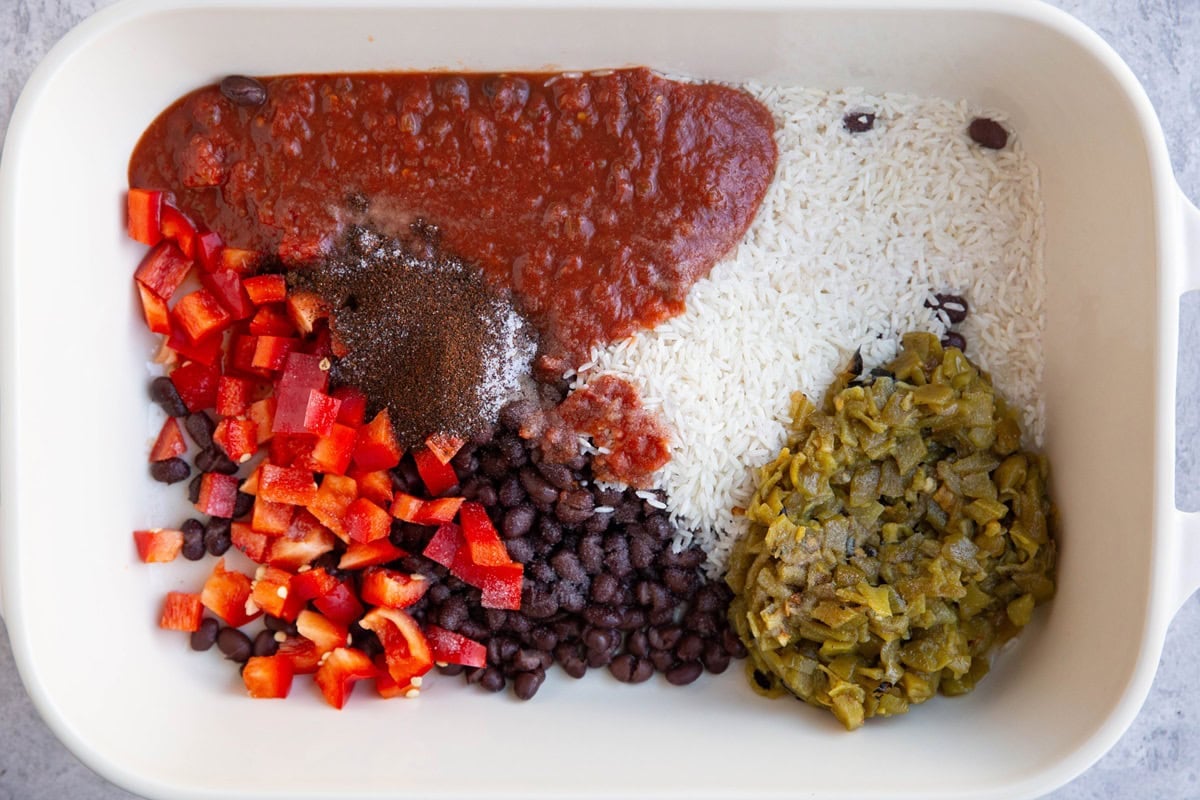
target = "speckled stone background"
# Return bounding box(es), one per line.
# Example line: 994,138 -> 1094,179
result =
1,1 -> 1197,798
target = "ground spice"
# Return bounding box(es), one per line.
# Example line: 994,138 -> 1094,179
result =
291,224 -> 534,447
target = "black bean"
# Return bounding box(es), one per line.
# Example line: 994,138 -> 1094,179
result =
549,550 -> 586,584
968,117 -> 1008,149
488,636 -> 519,665
676,633 -> 704,662
626,630 -> 650,659
684,609 -> 718,638
583,606 -> 622,629
586,646 -> 615,668
722,628 -> 748,659
497,474 -> 526,506
649,648 -> 675,672
437,596 -> 468,630
459,620 -> 490,641
534,461 -> 572,490
181,518 -> 206,561
195,447 -> 238,475
252,629 -> 279,657
232,491 -> 254,519
603,536 -> 631,577
513,669 -> 546,700
450,446 -> 478,473
217,627 -> 253,663
629,535 -> 656,570
929,292 -> 970,323
537,516 -> 563,546
582,627 -> 613,654
499,398 -> 538,430
614,500 -> 640,524
478,667 -> 506,693
609,654 -> 638,683
648,606 -> 676,627
523,589 -> 559,619
511,648 -> 544,672
556,489 -> 594,525
149,376 -> 188,417
578,535 -> 604,575
475,484 -> 499,508
753,669 -> 772,690
505,537 -> 534,564
150,458 -> 190,484
557,648 -> 587,679
220,75 -> 268,107
666,660 -> 703,686
184,412 -> 216,449
262,615 -> 290,633
502,506 -> 535,539
648,625 -> 683,652
204,518 -> 232,556
590,572 -> 619,605
843,111 -> 876,133
663,567 -> 695,597
497,434 -> 527,468
519,468 -> 559,505
187,473 -> 203,503
190,618 -> 219,651
702,640 -> 731,674
617,608 -> 646,632
529,626 -> 557,652
437,663 -> 466,676
941,331 -> 967,352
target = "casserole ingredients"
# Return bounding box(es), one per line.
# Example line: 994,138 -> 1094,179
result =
726,333 -> 1055,730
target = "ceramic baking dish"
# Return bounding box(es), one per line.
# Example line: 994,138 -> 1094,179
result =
2,1 -> 1199,798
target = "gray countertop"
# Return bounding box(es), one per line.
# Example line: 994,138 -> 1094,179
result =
2,1 -> 1198,798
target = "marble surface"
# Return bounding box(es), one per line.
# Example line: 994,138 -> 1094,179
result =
1,1 -> 1198,798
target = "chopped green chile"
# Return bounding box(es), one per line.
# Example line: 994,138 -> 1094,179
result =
726,332 -> 1056,730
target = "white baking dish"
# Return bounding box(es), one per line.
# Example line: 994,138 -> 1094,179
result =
2,1 -> 1199,798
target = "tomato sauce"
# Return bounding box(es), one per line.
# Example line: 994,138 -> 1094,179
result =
129,69 -> 777,364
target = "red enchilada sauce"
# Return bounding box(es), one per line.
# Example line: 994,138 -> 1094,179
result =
128,69 -> 777,365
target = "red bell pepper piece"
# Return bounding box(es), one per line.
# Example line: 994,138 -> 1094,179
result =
305,474 -> 357,539
135,240 -> 192,300
160,205 -> 197,258
194,229 -> 224,272
389,492 -> 425,524
344,497 -> 392,544
352,409 -> 403,472
247,397 -> 277,443
250,566 -> 300,619
149,417 -> 187,462
425,625 -> 487,668
215,375 -> 253,417
231,521 -> 270,563
450,552 -> 524,610
251,335 -> 299,371
264,515 -> 336,571
417,496 -> 466,526
314,647 -> 376,709
194,472 -> 239,518
277,351 -> 331,395
127,189 -> 164,246
166,325 -> 225,367
268,433 -> 317,468
332,385 -> 368,427
133,529 -> 183,563
251,496 -> 295,535
201,558 -> 260,627
360,567 -> 429,609
258,464 -> 318,506
242,274 -> 287,305
422,522 -> 463,569
172,289 -> 231,343
296,609 -> 348,654
458,502 -> 510,567
302,390 -> 341,437
248,304 -> 296,336
242,655 -> 294,698
424,432 -> 466,465
277,636 -> 322,674
159,591 -> 205,632
358,607 -> 433,687
290,566 -> 339,602
305,423 -> 357,475
136,283 -> 172,335
213,417 -> 258,463
374,661 -> 415,698
313,581 -> 364,627
285,290 -> 329,335
348,467 -> 393,507
219,247 -> 262,274
200,268 -> 254,320
170,362 -> 220,412
413,446 -> 459,496
338,539 -> 407,571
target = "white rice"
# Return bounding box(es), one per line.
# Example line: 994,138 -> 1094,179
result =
573,87 -> 1045,575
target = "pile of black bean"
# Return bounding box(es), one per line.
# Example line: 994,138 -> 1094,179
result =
390,398 -> 746,701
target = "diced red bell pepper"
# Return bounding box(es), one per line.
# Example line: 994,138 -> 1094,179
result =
258,464 -> 318,506
247,397 -> 277,443
450,552 -> 524,611
159,591 -> 205,632
194,472 -> 239,518
418,496 -> 465,526
360,567 -> 429,609
170,362 -> 220,412
305,474 -> 357,539
313,581 -> 364,627
248,304 -> 296,336
277,352 -> 331,395
160,205 -> 197,258
215,375 -> 253,417
374,661 -> 415,698
135,240 -> 192,300
422,522 -> 463,569
173,289 -> 231,343
305,423 -> 356,475
358,607 -> 433,687
251,566 -> 300,619
194,229 -> 224,272
231,335 -> 261,373
332,385 -> 368,427
344,497 -> 392,544
242,655 -> 294,698
231,521 -> 270,563
149,417 -> 187,462
242,274 -> 287,305
201,558 -> 260,627
285,290 -> 329,335
220,247 -> 261,275
458,501 -> 510,567
290,566 -> 338,602
302,391 -> 341,437
314,647 -> 376,709
277,636 -> 322,674
296,609 -> 348,654
265,522 -> 336,573
166,325 -> 225,367
252,496 -> 295,535
213,417 -> 258,463
200,269 -> 254,320
348,467 -> 393,507
127,189 -> 164,246
338,539 -> 407,571
389,492 -> 425,523
352,410 -> 403,472
251,335 -> 299,371
133,529 -> 183,563
240,465 -> 260,496
424,432 -> 466,465
413,446 -> 459,496
136,283 -> 172,335
268,433 -> 316,468
425,624 -> 487,668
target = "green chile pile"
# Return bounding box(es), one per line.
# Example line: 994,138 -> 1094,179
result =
726,333 -> 1055,730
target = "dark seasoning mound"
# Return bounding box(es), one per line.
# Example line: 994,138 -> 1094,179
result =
291,224 -> 534,447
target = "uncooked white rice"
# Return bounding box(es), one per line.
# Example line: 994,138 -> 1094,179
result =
573,87 -> 1045,575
